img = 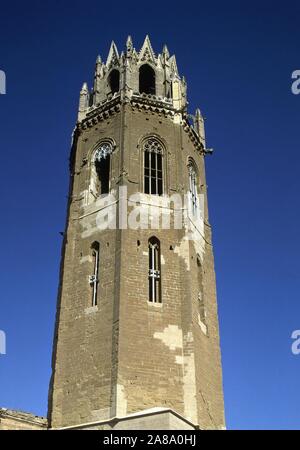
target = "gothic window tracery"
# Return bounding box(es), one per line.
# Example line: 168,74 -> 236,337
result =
143,137 -> 163,196
94,141 -> 114,195
94,141 -> 114,162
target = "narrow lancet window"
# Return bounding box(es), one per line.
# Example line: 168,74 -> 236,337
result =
89,242 -> 100,306
148,237 -> 161,303
96,155 -> 110,194
144,138 -> 163,195
188,160 -> 198,216
94,141 -> 113,195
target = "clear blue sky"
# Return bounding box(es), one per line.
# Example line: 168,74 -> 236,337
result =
0,0 -> 299,430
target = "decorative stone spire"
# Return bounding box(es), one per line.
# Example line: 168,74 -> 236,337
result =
139,35 -> 156,62
78,82 -> 89,121
169,55 -> 178,76
194,108 -> 206,146
162,44 -> 170,60
94,55 -> 102,79
106,41 -> 119,68
93,56 -> 102,100
126,35 -> 133,54
96,54 -> 102,65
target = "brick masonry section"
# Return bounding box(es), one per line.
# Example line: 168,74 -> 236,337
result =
48,104 -> 225,429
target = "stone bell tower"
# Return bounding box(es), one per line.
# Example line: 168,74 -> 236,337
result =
48,36 -> 225,430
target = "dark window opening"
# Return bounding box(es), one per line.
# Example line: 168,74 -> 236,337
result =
108,69 -> 120,94
139,64 -> 156,95
96,155 -> 110,195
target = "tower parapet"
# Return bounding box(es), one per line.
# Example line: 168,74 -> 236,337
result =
78,36 -> 206,140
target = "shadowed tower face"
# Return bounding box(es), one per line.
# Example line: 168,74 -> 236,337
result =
48,36 -> 225,430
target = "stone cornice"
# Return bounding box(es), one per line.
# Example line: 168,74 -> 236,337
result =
76,93 -> 208,156
78,94 -> 121,130
130,95 -> 175,118
0,408 -> 47,428
182,118 -> 207,155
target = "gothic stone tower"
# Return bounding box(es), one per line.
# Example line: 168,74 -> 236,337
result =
48,36 -> 225,430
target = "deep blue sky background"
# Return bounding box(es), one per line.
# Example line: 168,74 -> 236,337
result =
0,0 -> 299,430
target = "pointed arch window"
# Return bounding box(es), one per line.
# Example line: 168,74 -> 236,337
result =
89,242 -> 100,306
188,159 -> 199,216
94,141 -> 114,195
139,64 -> 156,95
108,69 -> 120,94
144,138 -> 163,196
148,237 -> 161,303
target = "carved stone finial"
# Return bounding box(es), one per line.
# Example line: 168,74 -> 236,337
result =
126,35 -> 133,53
80,82 -> 88,93
162,44 -> 170,59
194,108 -> 206,146
78,83 -> 89,120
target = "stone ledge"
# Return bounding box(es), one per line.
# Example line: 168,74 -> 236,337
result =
54,407 -> 199,430
0,408 -> 47,430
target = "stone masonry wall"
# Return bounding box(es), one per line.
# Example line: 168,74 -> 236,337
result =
48,103 -> 225,430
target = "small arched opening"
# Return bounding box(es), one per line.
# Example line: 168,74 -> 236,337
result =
94,142 -> 114,195
139,64 -> 156,95
108,69 -> 120,94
